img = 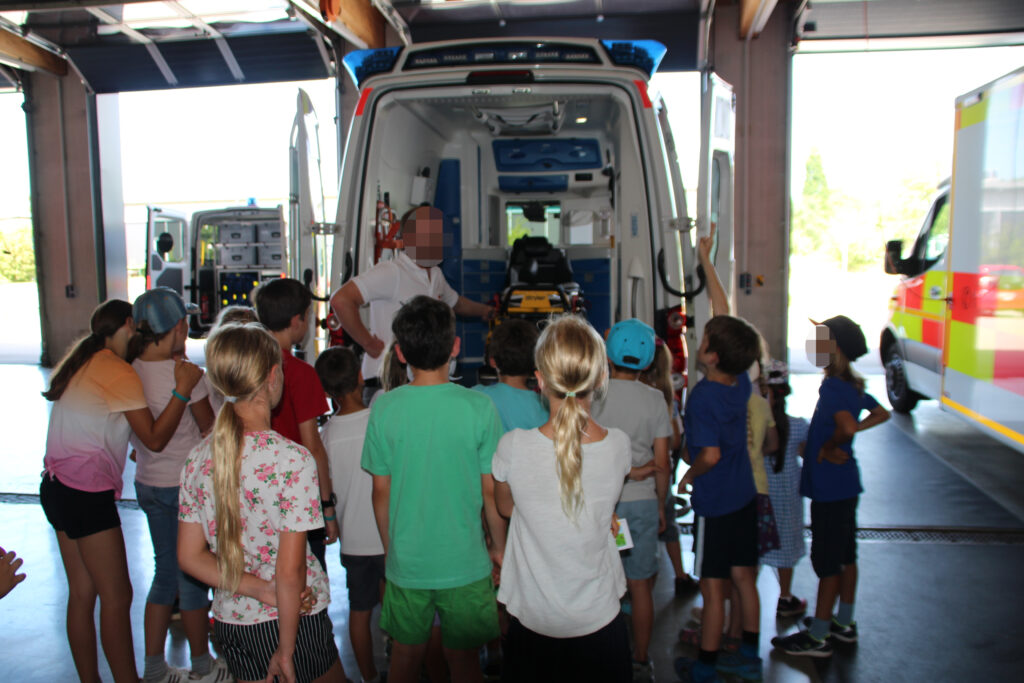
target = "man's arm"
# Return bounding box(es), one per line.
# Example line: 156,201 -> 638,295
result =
371,474 -> 391,554
330,280 -> 385,358
454,295 -> 494,320
297,420 -> 339,544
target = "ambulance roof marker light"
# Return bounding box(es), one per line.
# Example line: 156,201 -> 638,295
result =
600,40 -> 668,79
342,47 -> 402,88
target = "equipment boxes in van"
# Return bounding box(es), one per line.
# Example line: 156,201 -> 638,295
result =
326,38 -> 736,385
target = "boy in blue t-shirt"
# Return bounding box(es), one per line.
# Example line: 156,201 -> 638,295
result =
772,316 -> 889,658
675,315 -> 763,683
472,318 -> 547,432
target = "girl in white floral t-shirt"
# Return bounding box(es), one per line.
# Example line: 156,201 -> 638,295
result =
178,323 -> 346,683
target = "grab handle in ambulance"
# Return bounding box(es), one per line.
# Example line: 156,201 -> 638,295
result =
657,248 -> 706,301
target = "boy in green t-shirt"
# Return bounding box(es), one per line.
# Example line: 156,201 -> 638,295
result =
362,295 -> 506,683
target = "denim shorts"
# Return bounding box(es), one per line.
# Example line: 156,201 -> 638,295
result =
615,499 -> 660,580
135,481 -> 210,610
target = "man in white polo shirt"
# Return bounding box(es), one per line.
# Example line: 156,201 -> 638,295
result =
330,205 -> 494,396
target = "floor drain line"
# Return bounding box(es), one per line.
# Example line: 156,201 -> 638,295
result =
674,522 -> 1024,545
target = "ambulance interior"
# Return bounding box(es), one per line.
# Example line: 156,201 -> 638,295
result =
356,85 -> 657,371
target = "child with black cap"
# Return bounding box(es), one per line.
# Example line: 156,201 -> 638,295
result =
771,315 -> 890,658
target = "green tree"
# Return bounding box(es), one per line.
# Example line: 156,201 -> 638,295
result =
791,149 -> 835,259
0,226 -> 36,283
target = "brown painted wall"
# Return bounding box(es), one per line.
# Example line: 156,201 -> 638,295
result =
711,2 -> 794,359
26,71 -> 102,367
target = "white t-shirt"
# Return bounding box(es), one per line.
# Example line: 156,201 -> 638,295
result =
591,379 -> 673,502
130,358 -> 210,488
320,408 -> 384,556
178,430 -> 329,625
492,427 -> 630,638
352,251 -> 460,380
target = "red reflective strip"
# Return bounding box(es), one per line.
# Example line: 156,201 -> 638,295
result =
634,80 -> 652,109
355,87 -> 373,116
951,272 -> 980,324
921,318 -> 943,348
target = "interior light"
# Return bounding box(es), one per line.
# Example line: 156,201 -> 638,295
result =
575,116 -> 588,124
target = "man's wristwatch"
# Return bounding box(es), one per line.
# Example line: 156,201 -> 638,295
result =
322,492 -> 337,511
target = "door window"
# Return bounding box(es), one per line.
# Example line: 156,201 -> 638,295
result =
153,216 -> 187,263
920,196 -> 950,266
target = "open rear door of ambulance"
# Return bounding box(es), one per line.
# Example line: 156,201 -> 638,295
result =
289,88 -> 337,358
940,67 -> 1024,453
145,205 -> 191,301
684,71 -> 737,387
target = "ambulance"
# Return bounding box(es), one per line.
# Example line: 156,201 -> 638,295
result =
881,65 -> 1024,451
310,37 -> 737,384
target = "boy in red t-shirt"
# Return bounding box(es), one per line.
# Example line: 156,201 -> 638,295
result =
255,278 -> 338,571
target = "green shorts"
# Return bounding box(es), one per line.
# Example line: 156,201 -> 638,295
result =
380,575 -> 499,650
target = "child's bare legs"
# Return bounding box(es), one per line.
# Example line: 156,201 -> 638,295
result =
730,565 -> 760,640
727,583 -> 742,640
388,641 -> 428,683
777,567 -> 795,597
181,608 -> 211,664
839,562 -> 857,607
627,576 -> 656,662
59,527 -> 138,683
349,609 -> 377,681
56,531 -> 101,683
424,625 -> 448,683
444,646 -> 483,683
313,658 -> 347,682
665,539 -> 687,578
728,566 -> 761,641
814,574 -> 841,621
699,577 -> 729,652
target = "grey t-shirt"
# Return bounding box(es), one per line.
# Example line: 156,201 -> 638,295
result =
592,379 -> 673,502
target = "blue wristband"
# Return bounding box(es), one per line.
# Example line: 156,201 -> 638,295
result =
171,389 -> 189,403
323,514 -> 337,522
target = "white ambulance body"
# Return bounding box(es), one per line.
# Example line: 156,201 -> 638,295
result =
882,65 -> 1024,452
322,38 -> 736,382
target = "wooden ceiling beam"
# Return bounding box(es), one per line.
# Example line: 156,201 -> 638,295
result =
0,24 -> 66,75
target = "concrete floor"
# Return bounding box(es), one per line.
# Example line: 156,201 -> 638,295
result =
1,367 -> 1023,681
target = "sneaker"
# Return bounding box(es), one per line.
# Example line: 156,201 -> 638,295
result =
675,575 -> 700,597
189,658 -> 232,682
776,595 -> 807,618
800,616 -> 859,643
674,657 -> 722,683
771,630 -> 833,658
631,658 -> 654,683
146,667 -> 190,683
715,652 -> 763,681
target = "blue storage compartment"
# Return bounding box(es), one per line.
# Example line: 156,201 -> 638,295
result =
499,175 -> 569,193
493,138 -> 602,172
572,258 -> 612,333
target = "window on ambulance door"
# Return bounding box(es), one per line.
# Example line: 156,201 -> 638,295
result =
920,196 -> 950,268
710,157 -> 721,264
507,202 -> 561,245
153,216 -> 187,263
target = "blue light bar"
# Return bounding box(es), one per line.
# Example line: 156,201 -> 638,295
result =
342,47 -> 402,88
600,40 -> 668,79
404,42 -> 600,72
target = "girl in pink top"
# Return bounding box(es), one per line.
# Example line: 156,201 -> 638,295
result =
40,299 -> 203,683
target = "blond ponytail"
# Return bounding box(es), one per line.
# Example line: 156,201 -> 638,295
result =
535,316 -> 608,521
204,322 -> 281,594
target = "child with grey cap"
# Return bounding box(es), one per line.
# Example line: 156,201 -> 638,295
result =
128,287 -> 229,683
772,316 -> 890,658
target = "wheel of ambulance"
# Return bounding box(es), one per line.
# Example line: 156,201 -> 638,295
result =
885,346 -> 919,413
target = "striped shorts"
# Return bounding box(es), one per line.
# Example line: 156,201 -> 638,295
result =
214,610 -> 338,683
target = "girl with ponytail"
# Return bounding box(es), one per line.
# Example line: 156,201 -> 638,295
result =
177,323 -> 346,683
41,299 -> 204,683
492,315 -> 633,682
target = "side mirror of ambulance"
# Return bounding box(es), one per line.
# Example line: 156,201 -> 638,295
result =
884,239 -> 908,275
